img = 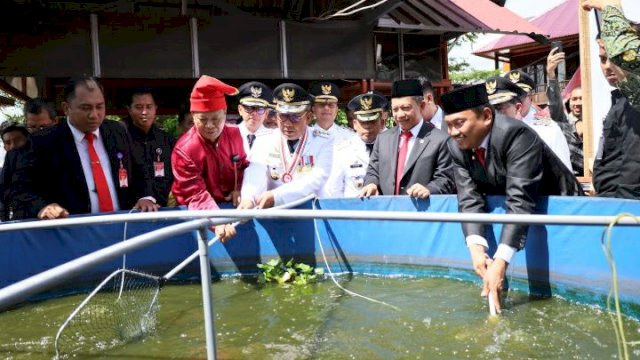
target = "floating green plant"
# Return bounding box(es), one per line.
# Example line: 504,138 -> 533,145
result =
257,259 -> 324,285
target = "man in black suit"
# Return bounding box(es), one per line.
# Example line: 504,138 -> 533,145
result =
360,79 -> 454,198
441,84 -> 583,312
122,87 -> 175,207
0,98 -> 58,221
10,77 -> 158,220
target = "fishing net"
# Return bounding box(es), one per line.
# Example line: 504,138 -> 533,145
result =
54,269 -> 161,358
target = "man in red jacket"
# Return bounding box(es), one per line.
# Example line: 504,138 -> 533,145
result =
171,75 -> 249,241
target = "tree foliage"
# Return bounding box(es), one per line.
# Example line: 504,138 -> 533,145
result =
449,58 -> 501,85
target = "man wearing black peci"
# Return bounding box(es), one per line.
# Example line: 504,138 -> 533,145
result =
360,79 -> 455,198
441,84 -> 583,313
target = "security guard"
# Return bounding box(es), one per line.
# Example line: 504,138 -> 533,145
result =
498,72 -> 572,171
236,81 -> 274,157
238,83 -> 334,209
309,81 -> 353,143
122,87 -> 176,206
325,92 -> 387,197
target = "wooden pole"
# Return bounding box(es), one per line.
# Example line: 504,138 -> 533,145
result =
578,3 -> 594,177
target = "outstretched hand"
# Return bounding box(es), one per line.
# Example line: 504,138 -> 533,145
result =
406,183 -> 431,199
359,184 -> 379,198
214,223 -> 237,243
257,191 -> 275,209
481,259 -> 507,314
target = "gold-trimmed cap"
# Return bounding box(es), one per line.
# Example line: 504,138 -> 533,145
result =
485,76 -> 527,105
273,83 -> 314,114
237,81 -> 273,108
504,70 -> 535,94
347,93 -> 387,122
309,81 -> 340,103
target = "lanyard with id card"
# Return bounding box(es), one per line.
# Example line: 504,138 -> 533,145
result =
154,148 -> 165,177
117,152 -> 129,188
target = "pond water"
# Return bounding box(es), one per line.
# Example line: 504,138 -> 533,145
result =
1,274 -> 639,359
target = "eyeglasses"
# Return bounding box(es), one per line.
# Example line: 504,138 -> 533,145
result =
277,112 -> 307,123
27,124 -> 54,132
243,106 -> 267,115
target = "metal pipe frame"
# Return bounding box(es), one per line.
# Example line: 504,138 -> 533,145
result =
0,216 -> 236,310
1,208 -> 640,234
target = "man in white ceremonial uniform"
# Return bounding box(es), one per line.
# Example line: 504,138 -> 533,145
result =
503,70 -> 573,171
236,81 -> 274,158
326,93 -> 388,197
309,81 -> 353,143
238,83 -> 333,209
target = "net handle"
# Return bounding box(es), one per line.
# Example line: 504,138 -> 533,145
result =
161,194 -> 316,281
161,222 -> 239,281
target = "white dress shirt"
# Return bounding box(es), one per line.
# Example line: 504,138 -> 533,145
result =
399,119 -> 424,168
429,106 -> 444,130
68,121 -> 120,213
238,122 -> 274,159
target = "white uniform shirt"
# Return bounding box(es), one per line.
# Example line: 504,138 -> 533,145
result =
237,122 -> 274,159
522,109 -> 573,172
324,133 -> 371,197
241,127 -> 334,206
311,123 -> 353,144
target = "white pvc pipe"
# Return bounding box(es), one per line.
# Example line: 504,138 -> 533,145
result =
2,207 -> 639,233
197,228 -> 217,360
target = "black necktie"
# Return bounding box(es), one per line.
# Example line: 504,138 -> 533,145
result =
287,139 -> 299,153
247,134 -> 256,149
365,143 -> 374,156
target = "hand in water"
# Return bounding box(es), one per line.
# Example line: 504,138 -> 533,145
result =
481,259 -> 507,314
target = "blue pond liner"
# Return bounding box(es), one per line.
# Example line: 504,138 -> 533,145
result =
1,195 -> 639,316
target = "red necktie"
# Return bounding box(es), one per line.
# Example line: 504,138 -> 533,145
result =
395,130 -> 412,195
85,133 -> 114,212
475,147 -> 486,168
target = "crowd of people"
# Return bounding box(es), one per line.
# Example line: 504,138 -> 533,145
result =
0,0 -> 637,313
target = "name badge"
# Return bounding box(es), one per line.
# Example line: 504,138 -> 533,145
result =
154,161 -> 165,177
119,168 -> 129,188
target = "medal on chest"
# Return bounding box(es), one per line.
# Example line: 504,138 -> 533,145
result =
279,131 -> 308,184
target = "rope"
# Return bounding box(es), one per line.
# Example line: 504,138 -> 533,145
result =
118,209 -> 139,299
311,199 -> 400,311
601,213 -> 640,360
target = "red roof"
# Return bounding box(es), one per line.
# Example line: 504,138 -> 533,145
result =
474,0 -> 578,56
379,0 -> 546,37
450,0 -> 545,35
